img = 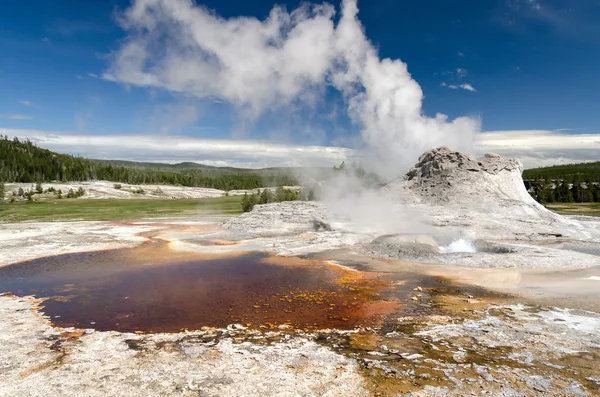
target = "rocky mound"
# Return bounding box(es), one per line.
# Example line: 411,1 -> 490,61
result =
360,234 -> 444,259
393,146 -> 539,206
222,201 -> 332,237
223,147 -> 600,245
379,146 -> 594,242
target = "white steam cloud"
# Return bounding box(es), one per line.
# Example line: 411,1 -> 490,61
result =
105,0 -> 479,179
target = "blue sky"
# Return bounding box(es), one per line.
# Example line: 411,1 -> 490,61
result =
0,0 -> 599,169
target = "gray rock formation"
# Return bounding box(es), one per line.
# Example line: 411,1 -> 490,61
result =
362,234 -> 444,259
221,146 -> 600,266
400,146 -> 534,205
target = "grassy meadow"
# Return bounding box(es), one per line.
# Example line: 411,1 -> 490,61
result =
546,202 -> 600,216
0,196 -> 243,223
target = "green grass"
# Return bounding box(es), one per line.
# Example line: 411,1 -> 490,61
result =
0,196 -> 243,223
546,202 -> 600,216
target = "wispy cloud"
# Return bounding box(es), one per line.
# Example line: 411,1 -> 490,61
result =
438,68 -> 474,91
527,0 -> 541,10
0,128 -> 596,169
440,68 -> 468,79
87,73 -> 99,79
18,100 -> 35,107
0,128 -> 352,168
441,82 -> 477,92
476,130 -> 600,168
0,114 -> 34,120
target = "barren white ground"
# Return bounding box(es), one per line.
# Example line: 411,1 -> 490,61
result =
5,181 -> 300,200
1,149 -> 599,396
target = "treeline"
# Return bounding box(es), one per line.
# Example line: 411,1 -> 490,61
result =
528,178 -> 600,204
332,160 -> 383,188
0,136 -> 298,190
241,187 -> 312,212
524,162 -> 600,204
523,162 -> 600,183
1,183 -> 86,202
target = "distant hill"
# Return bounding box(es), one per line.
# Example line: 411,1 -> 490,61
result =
0,136 -> 300,190
523,161 -> 600,182
92,158 -> 308,176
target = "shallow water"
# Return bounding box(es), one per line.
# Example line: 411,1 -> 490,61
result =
0,246 -> 396,333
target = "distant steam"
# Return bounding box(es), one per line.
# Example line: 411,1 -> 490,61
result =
106,0 -> 479,178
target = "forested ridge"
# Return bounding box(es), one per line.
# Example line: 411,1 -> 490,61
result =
523,162 -> 600,204
523,162 -> 600,182
0,136 -> 298,190
2,135 -> 598,202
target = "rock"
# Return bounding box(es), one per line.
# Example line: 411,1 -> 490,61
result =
362,233 -> 444,259
401,146 -> 530,205
311,220 -> 332,231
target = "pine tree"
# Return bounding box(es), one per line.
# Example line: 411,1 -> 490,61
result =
259,189 -> 272,204
275,186 -> 286,202
241,193 -> 253,212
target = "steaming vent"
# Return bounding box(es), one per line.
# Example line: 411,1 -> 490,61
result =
439,239 -> 517,254
440,239 -> 477,254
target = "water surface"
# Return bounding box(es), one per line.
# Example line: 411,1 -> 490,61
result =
0,245 -> 394,332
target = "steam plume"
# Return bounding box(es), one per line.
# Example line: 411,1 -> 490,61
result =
106,0 -> 480,178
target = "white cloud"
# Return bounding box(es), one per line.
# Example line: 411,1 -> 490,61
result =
0,114 -> 33,120
1,128 -> 597,170
87,73 -> 99,78
459,83 -> 477,92
456,68 -> 467,77
0,128 -> 352,168
457,51 -> 465,57
18,100 -> 35,107
104,0 -> 479,178
476,130 -> 600,168
441,82 -> 477,92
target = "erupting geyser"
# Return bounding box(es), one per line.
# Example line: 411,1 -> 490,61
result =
106,0 -> 479,177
